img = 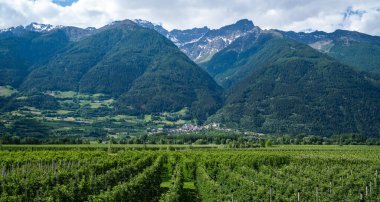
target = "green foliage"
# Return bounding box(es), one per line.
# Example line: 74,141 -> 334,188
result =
0,146 -> 379,201
160,162 -> 184,202
4,118 -> 51,141
195,148 -> 380,201
89,155 -> 163,201
1,94 -> 59,112
265,139 -> 272,147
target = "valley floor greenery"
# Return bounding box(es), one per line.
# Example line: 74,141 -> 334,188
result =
0,145 -> 378,201
1,89 -> 379,146
0,90 -> 195,144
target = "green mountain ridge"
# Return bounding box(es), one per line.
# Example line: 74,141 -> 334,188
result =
206,33 -> 380,136
1,20 -> 222,122
0,30 -> 70,87
281,30 -> 380,75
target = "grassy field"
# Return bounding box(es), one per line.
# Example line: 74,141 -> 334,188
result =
0,86 -> 16,97
0,90 -> 193,139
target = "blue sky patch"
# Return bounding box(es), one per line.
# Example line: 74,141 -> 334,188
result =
52,0 -> 78,7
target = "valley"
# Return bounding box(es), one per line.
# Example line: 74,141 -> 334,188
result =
1,1 -> 380,201
0,90 -> 196,143
0,18 -> 379,142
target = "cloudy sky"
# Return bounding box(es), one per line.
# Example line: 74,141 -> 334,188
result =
1,0 -> 380,35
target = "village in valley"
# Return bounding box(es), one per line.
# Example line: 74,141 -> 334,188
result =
148,122 -> 224,134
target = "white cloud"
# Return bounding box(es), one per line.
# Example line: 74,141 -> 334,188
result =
0,0 -> 380,35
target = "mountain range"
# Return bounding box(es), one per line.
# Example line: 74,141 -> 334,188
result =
4,19 -> 379,75
133,19 -> 380,76
0,19 -> 379,136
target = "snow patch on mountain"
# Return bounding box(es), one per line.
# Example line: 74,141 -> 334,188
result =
1,19 -> 262,64
132,19 -> 169,37
133,19 -> 162,28
26,23 -> 61,32
0,23 -> 62,33
182,24 -> 261,63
